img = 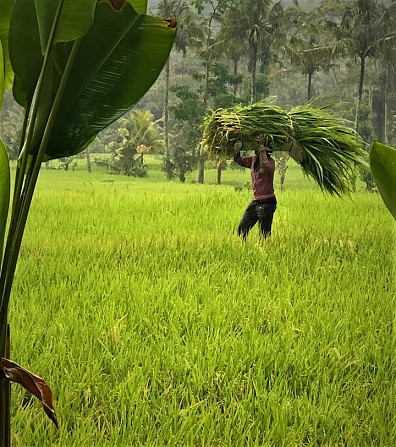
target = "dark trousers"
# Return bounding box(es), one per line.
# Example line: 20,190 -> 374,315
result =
238,199 -> 277,240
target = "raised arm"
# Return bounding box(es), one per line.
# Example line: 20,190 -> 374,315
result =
234,143 -> 253,169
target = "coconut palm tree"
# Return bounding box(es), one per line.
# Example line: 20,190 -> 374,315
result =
235,0 -> 287,104
283,10 -> 336,101
373,0 -> 396,143
190,0 -> 231,183
156,1 -> 203,179
108,109 -> 164,175
326,0 -> 396,128
214,6 -> 247,95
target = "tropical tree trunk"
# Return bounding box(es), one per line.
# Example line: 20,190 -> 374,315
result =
384,68 -> 389,144
349,55 -> 367,193
86,148 -> 92,173
198,147 -> 205,184
307,72 -> 313,101
164,58 -> 171,179
199,14 -> 215,185
199,50 -> 210,183
355,55 -> 366,128
233,58 -> 238,96
250,46 -> 257,105
203,57 -> 210,107
203,16 -> 214,108
217,162 -> 222,185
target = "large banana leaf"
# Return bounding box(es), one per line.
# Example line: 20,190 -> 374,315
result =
100,1 -> 148,13
0,140 -> 10,260
128,0 -> 148,14
0,41 -> 4,107
9,0 -> 43,106
370,141 -> 396,221
34,0 -> 96,53
0,0 -> 15,101
8,1 -> 146,105
10,1 -> 176,159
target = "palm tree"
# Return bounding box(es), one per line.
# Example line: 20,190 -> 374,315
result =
373,0 -> 396,143
156,1 -> 203,179
326,0 -> 396,127
190,1 -> 235,184
322,0 -> 396,190
236,0 -> 287,104
190,1 -> 231,183
109,109 -> 164,175
214,6 -> 247,95
283,11 -> 335,101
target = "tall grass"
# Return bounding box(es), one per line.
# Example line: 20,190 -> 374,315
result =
7,163 -> 395,445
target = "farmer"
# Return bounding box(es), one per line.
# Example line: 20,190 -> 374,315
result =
234,135 -> 277,240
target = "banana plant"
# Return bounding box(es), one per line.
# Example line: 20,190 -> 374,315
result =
370,141 -> 396,221
0,0 -> 176,443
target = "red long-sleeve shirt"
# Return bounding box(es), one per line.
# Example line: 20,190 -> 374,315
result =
234,152 -> 276,201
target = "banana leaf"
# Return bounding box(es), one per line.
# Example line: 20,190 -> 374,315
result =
0,0 -> 15,104
9,1 -> 176,160
127,0 -> 148,13
0,140 -> 10,260
370,141 -> 396,220
34,0 -> 96,53
0,40 -> 4,107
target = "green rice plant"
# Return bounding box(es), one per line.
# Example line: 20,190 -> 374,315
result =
7,168 -> 395,446
289,104 -> 367,195
202,102 -> 291,158
202,101 -> 368,195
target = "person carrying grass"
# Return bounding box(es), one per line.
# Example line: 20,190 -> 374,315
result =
234,135 -> 277,240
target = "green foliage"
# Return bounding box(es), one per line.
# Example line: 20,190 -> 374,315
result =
255,73 -> 269,99
0,42 -> 3,108
162,143 -> 193,182
110,141 -> 147,177
370,141 -> 396,220
107,109 -> 163,176
0,0 -> 15,105
169,85 -> 204,124
206,63 -> 242,109
190,0 -> 231,15
167,83 -> 205,180
33,0 -> 96,53
127,0 -> 148,14
289,103 -> 367,195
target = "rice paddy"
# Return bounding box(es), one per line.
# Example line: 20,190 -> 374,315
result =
6,158 -> 395,446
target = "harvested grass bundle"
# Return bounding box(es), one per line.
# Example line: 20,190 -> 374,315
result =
202,101 -> 367,195
202,102 -> 290,158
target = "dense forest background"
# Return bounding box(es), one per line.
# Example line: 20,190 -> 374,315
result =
1,0 -> 395,186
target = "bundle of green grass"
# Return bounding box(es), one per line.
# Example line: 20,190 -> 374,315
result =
202,101 -> 368,195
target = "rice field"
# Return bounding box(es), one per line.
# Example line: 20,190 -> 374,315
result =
6,158 -> 395,446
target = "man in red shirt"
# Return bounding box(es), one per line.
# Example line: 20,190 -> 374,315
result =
234,136 -> 277,240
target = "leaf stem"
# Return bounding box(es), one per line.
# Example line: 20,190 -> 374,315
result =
0,0 -> 66,306
0,0 -> 75,352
